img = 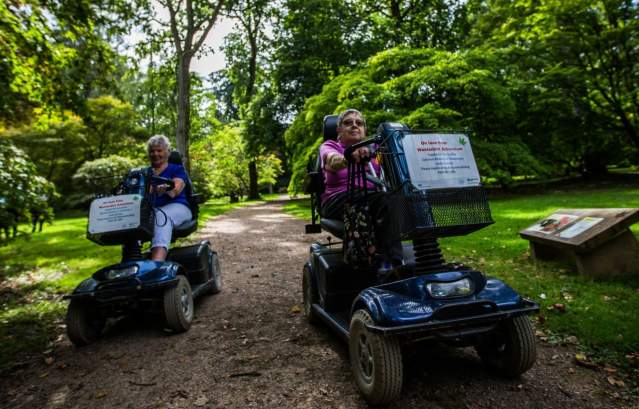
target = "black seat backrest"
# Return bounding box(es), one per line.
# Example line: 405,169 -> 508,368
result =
323,114 -> 339,141
167,151 -> 199,220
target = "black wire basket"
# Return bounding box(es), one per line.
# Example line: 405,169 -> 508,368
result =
387,186 -> 493,238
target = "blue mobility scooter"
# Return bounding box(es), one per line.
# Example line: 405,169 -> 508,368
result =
65,152 -> 222,346
303,117 -> 539,404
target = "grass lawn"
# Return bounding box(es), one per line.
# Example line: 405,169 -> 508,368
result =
0,196 -> 267,373
284,185 -> 639,368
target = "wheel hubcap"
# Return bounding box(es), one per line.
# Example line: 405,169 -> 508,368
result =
357,333 -> 374,382
180,287 -> 192,318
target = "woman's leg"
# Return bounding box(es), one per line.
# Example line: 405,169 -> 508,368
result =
320,192 -> 348,220
367,192 -> 403,265
151,203 -> 193,261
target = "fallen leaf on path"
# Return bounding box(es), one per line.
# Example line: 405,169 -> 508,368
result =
574,354 -> 597,368
603,366 -> 617,373
193,396 -> 208,407
94,391 -> 107,399
607,377 -> 625,387
568,368 -> 575,374
290,305 -> 301,314
44,357 -> 54,365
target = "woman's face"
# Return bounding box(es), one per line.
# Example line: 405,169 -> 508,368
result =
148,145 -> 169,167
338,112 -> 366,147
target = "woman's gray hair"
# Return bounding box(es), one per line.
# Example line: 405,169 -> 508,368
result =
337,108 -> 366,128
147,134 -> 171,151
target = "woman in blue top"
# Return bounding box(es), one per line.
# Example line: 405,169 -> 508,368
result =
147,135 -> 192,261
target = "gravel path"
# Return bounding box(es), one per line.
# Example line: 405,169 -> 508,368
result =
0,200 -> 634,408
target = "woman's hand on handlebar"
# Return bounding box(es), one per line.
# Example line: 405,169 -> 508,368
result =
153,183 -> 172,195
350,147 -> 370,163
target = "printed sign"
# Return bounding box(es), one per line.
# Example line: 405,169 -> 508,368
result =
401,133 -> 481,189
525,213 -> 579,235
558,217 -> 604,239
88,194 -> 142,234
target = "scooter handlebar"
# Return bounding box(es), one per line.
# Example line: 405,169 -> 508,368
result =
343,136 -> 381,162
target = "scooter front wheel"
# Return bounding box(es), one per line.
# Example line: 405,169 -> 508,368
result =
349,309 -> 403,405
163,275 -> 194,332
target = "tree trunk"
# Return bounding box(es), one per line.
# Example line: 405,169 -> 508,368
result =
248,160 -> 259,199
176,54 -> 192,172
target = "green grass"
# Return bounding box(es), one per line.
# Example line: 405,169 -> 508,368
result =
284,186 -> 639,368
0,195 -> 265,373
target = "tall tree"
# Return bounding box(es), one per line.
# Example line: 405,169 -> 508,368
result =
149,0 -> 227,170
225,0 -> 271,199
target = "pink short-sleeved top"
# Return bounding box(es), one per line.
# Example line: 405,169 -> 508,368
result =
319,139 -> 380,204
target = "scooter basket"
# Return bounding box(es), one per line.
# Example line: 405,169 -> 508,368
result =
388,186 -> 493,238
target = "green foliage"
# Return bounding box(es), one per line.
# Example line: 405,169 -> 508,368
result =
0,1 -> 132,126
69,155 -> 139,208
0,140 -> 58,230
83,96 -> 146,159
190,125 -> 284,199
3,97 -> 143,198
470,0 -> 639,175
285,47 -> 545,193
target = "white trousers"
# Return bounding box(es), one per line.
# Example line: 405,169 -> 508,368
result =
151,203 -> 192,250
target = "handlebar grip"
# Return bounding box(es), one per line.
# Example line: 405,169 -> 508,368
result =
343,137 -> 381,161
150,175 -> 175,190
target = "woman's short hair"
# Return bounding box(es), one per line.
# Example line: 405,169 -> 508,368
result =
147,134 -> 171,151
337,108 -> 366,128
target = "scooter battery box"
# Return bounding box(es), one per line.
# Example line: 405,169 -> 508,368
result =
87,194 -> 154,245
313,246 -> 376,312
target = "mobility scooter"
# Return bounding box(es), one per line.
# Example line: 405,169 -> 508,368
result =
65,152 -> 222,346
303,116 -> 539,404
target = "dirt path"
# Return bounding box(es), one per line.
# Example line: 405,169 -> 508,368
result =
0,201 -> 634,408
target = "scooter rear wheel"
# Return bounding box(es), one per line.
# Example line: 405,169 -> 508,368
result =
302,264 -> 318,324
66,299 -> 104,347
208,252 -> 222,294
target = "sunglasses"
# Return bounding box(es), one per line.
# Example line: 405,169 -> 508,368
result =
341,119 -> 365,127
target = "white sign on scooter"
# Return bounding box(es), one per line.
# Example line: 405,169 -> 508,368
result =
401,133 -> 481,190
88,194 -> 142,234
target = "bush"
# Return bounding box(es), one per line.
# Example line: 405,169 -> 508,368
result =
70,155 -> 139,208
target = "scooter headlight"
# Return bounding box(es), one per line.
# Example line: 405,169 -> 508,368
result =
426,278 -> 473,298
104,265 -> 139,280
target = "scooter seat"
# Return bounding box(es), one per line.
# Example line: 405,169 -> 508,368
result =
320,218 -> 344,239
172,218 -> 197,240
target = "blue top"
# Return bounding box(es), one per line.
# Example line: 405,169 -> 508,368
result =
153,163 -> 190,208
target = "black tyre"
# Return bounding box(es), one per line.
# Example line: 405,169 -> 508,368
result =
349,309 -> 402,405
66,299 -> 105,347
302,264 -> 318,324
208,251 -> 222,294
475,315 -> 536,377
163,275 -> 194,332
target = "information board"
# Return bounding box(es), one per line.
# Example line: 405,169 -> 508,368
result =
401,133 -> 481,190
88,194 -> 143,234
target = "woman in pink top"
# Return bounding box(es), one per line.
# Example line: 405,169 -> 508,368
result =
319,109 -> 403,267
